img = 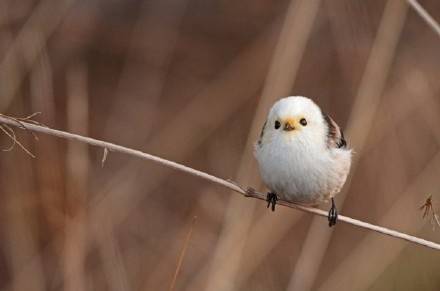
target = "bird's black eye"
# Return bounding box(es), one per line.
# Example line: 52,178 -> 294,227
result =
274,120 -> 281,129
300,118 -> 307,126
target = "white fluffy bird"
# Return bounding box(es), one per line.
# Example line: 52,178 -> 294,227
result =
254,96 -> 351,226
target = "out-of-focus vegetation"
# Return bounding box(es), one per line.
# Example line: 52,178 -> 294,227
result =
0,0 -> 440,290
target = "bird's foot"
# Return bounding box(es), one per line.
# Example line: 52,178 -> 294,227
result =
266,192 -> 278,211
328,198 -> 338,227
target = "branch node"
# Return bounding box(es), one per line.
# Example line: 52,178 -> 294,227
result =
244,187 -> 257,197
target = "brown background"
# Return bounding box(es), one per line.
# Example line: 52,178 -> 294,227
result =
0,0 -> 440,290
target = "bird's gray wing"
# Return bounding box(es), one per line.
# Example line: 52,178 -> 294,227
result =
323,113 -> 347,149
257,120 -> 267,147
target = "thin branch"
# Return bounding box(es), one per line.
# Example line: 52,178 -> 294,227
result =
407,0 -> 440,37
0,115 -> 440,251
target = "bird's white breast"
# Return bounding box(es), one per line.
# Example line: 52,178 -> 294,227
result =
255,134 -> 351,205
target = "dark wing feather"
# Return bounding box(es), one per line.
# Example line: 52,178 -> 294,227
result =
257,120 -> 267,147
323,113 -> 347,149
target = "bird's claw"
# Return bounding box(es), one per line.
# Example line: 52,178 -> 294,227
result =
266,192 -> 278,211
328,197 -> 338,227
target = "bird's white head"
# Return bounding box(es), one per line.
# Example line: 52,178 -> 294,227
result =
262,96 -> 326,147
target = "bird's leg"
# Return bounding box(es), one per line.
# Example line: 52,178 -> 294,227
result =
328,198 -> 338,227
266,192 -> 278,211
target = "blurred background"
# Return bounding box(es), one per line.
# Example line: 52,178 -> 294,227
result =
0,0 -> 440,290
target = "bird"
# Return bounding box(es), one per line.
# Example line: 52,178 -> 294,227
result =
254,96 -> 352,226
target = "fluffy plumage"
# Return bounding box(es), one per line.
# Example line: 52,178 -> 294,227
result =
254,96 -> 351,206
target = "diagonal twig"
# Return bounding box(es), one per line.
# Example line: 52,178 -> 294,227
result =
407,0 -> 440,37
0,114 -> 440,251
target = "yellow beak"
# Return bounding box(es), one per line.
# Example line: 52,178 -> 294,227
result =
283,118 -> 296,131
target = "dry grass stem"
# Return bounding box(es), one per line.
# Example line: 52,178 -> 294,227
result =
1,115 -> 440,251
287,1 -> 410,289
169,216 -> 197,291
63,62 -> 89,291
0,0 -> 76,111
407,0 -> 440,37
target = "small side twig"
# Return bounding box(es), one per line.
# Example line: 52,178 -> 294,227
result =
0,123 -> 35,158
0,112 -> 47,157
420,194 -> 433,218
0,124 -> 18,152
1,114 -> 440,251
420,194 -> 440,229
101,147 -> 109,168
